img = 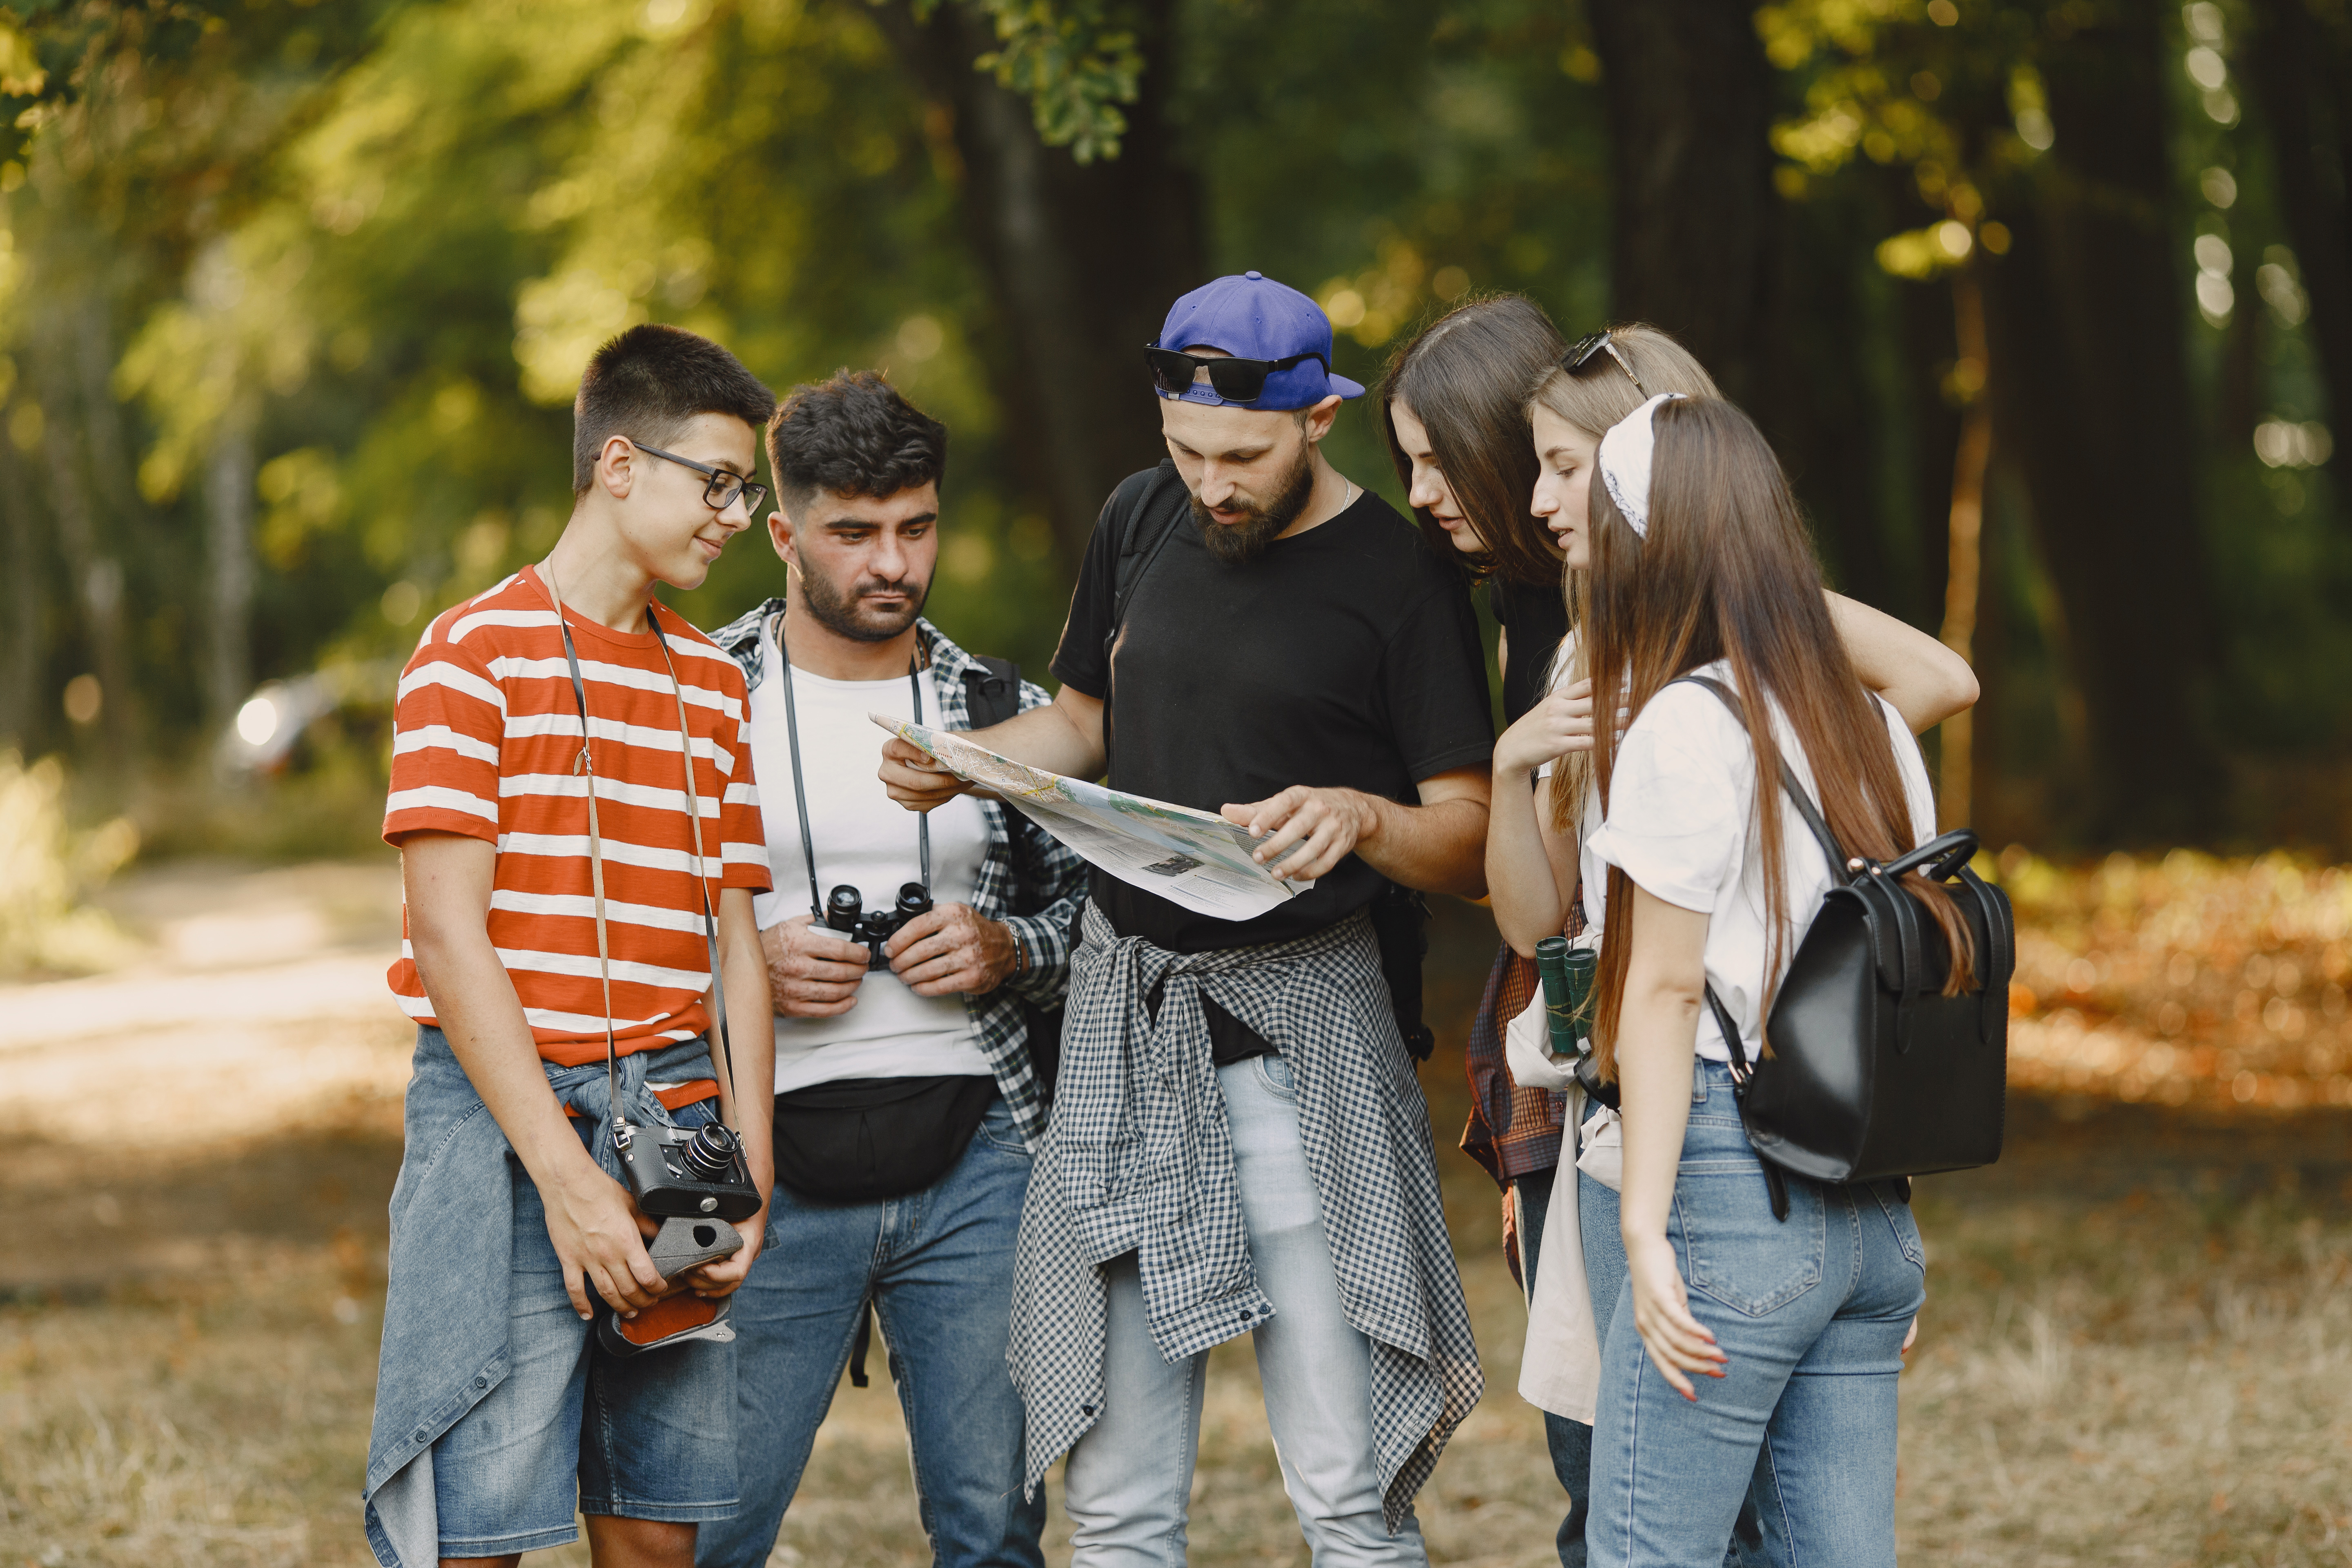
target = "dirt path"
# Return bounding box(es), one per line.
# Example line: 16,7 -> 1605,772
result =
6,863 -> 2348,1566
0,859 -> 416,1296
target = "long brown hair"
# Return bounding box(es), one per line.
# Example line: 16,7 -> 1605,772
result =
1583,397 -> 1975,1082
1524,324 -> 1721,836
1376,295 -> 1566,585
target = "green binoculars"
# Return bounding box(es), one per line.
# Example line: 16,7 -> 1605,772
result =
1534,936 -> 1597,1059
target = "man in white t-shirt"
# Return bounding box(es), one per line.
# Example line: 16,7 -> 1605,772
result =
697,372 -> 1083,1568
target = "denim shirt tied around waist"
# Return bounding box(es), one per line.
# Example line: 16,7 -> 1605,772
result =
361,1029 -> 718,1568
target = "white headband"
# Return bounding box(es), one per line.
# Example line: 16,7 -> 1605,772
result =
1596,392 -> 1686,539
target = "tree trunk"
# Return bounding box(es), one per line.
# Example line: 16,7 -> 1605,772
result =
74,297 -> 149,532
35,323 -> 138,777
0,440 -> 42,751
1978,6 -> 2224,841
2244,0 -> 2352,504
867,0 -> 1206,566
1762,188 -> 1907,616
1585,0 -> 1779,407
204,408 -> 257,727
1937,270 -> 1994,831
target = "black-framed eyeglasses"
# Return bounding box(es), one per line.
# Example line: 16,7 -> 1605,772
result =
1143,345 -> 1327,405
635,441 -> 770,514
1562,332 -> 1648,396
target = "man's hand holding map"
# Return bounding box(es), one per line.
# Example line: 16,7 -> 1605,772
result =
870,715 -> 1312,921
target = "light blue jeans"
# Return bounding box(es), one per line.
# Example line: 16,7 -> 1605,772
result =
1061,1053 -> 1427,1567
695,1095 -> 1045,1568
1588,1062 -> 1925,1568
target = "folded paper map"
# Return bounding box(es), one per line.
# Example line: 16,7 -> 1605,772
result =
871,715 -> 1311,922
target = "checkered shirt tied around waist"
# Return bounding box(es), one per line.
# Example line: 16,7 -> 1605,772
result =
705,604 -> 1086,1147
1009,901 -> 1483,1534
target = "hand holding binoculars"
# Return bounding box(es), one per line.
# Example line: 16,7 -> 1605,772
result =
824,881 -> 933,970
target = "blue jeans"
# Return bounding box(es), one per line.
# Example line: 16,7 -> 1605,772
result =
695,1094 -> 1045,1568
432,1097 -> 739,1559
1513,1167 -> 1597,1567
1518,1155 -> 1770,1568
1588,1062 -> 1926,1568
1062,1053 -> 1427,1567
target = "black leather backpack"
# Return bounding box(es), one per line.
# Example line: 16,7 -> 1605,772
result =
1677,676 -> 2016,1218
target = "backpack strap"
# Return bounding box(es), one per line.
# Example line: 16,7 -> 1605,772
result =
1094,460 -> 1191,766
960,654 -> 1023,730
1104,459 -> 1192,666
1670,676 -> 1850,873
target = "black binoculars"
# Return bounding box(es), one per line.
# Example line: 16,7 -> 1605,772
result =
825,882 -> 932,969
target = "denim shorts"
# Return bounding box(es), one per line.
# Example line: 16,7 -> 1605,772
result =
430,1098 -> 740,1558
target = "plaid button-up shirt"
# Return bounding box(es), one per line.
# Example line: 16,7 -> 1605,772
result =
706,601 -> 1085,1147
1009,902 -> 1483,1534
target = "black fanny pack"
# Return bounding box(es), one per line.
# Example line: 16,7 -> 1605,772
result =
771,1075 -> 997,1204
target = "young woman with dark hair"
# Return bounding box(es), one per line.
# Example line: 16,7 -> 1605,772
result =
1378,307 -> 1973,1567
1575,394 -> 1967,1565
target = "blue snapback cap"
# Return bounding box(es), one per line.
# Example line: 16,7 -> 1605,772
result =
1152,270 -> 1366,410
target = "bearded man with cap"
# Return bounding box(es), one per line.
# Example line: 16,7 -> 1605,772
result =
881,272 -> 1490,1566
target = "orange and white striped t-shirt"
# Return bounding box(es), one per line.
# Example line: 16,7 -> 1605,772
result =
383,566 -> 770,1076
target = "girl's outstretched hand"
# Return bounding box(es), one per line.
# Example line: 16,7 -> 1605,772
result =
1626,1231 -> 1726,1400
1493,679 -> 1595,778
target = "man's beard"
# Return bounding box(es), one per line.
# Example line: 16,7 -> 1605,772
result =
1191,448 -> 1316,565
800,563 -> 929,643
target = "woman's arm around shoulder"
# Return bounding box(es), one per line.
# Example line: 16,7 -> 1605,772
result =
1825,592 -> 1978,734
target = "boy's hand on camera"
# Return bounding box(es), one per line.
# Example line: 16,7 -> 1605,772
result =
888,903 -> 1015,997
543,1160 -> 668,1321
763,914 -> 869,1018
685,1200 -> 766,1299
1493,681 -> 1596,779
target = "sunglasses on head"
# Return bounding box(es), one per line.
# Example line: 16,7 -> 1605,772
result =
1562,332 -> 1648,396
1144,346 -> 1328,405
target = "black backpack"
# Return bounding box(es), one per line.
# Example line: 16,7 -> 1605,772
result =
1677,676 -> 2016,1217
1093,461 -> 1438,1062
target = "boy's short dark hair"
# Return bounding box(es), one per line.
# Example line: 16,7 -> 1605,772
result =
766,370 -> 948,515
572,324 -> 777,494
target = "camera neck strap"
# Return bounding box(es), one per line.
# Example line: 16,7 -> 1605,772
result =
540,563 -> 744,1149
769,609 -> 929,918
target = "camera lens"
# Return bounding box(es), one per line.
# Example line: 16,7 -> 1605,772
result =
895,882 -> 931,919
825,885 -> 863,932
680,1122 -> 741,1183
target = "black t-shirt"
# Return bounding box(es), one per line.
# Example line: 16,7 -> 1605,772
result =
1052,475 -> 1495,961
1487,573 -> 1570,724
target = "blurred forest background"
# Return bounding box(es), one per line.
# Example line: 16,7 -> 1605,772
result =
0,0 -> 2347,860
7,6 -> 2352,1563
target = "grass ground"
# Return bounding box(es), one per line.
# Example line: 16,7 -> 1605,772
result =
3,859 -> 2350,1566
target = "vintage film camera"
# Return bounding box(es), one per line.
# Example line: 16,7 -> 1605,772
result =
596,1118 -> 765,1358
825,882 -> 933,969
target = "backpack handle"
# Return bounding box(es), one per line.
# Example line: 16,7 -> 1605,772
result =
1882,829 -> 1979,884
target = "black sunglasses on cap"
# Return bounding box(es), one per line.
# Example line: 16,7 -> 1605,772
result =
1144,345 -> 1328,405
1562,331 -> 1648,396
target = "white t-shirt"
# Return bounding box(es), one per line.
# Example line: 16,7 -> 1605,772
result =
745,625 -> 993,1091
1581,657 -> 1936,1064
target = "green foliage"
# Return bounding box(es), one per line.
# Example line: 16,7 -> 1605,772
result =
0,748 -> 136,972
0,0 -> 2343,853
935,0 -> 1144,162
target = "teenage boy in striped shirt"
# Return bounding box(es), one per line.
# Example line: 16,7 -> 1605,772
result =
364,325 -> 778,1568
